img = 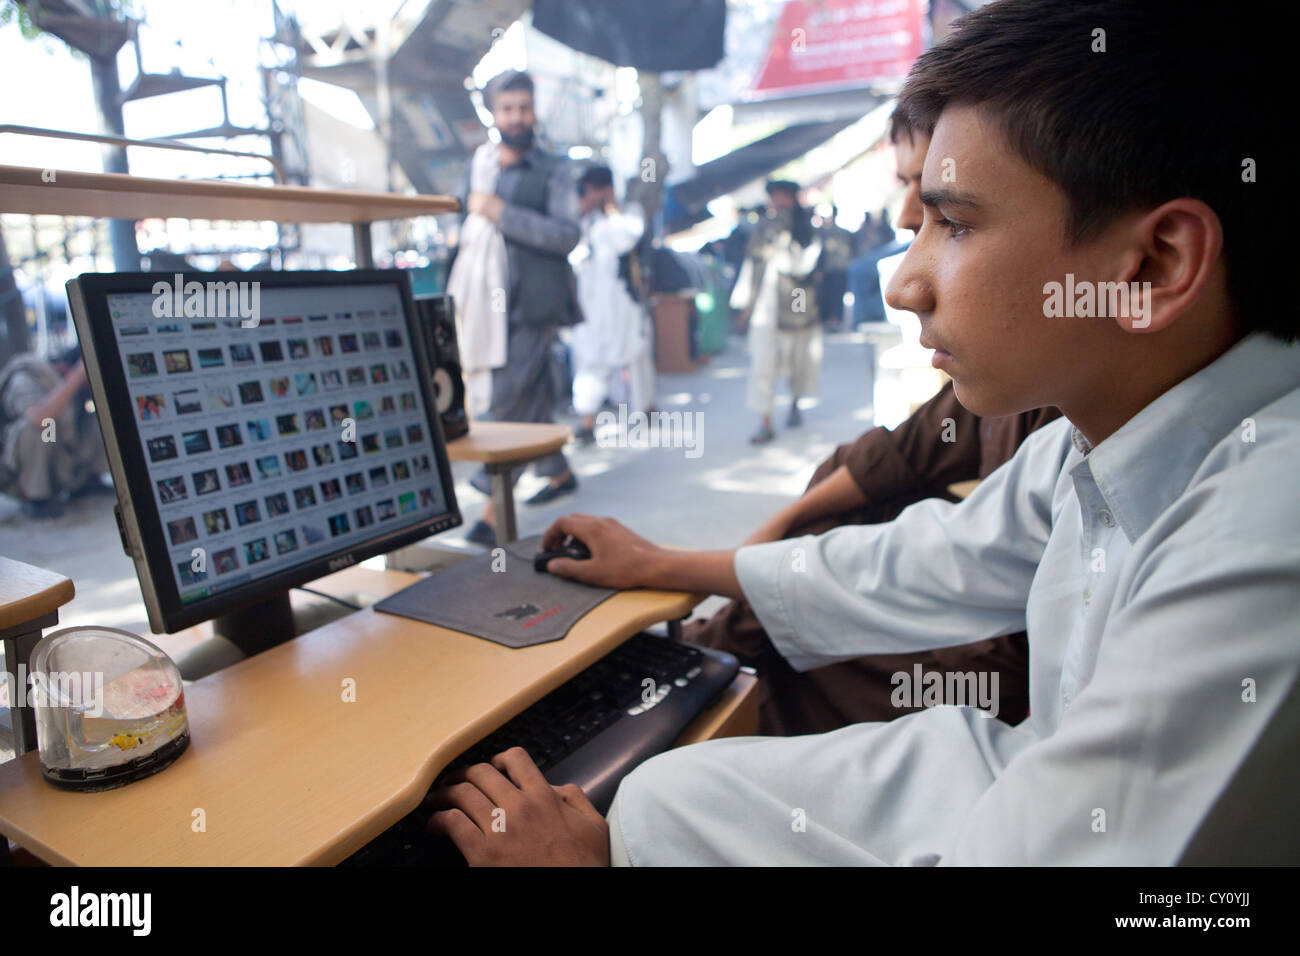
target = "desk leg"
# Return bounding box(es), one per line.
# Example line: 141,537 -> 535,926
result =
2,610 -> 59,757
352,222 -> 375,269
487,463 -> 517,545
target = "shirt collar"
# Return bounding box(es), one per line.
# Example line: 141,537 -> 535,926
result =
1075,333 -> 1300,542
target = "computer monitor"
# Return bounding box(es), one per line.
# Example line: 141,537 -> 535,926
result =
67,269 -> 461,652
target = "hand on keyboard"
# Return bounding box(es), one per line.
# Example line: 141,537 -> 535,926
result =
426,747 -> 611,867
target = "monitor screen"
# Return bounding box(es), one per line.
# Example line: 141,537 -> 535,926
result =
68,270 -> 461,634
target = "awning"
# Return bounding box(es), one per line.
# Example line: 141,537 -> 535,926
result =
532,0 -> 727,72
663,117 -> 859,233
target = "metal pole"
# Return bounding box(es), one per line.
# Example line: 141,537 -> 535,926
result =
33,278 -> 46,358
89,55 -> 140,273
487,464 -> 518,544
352,222 -> 375,269
0,126 -> 285,182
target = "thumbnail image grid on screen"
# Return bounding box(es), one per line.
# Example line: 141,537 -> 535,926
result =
106,283 -> 450,605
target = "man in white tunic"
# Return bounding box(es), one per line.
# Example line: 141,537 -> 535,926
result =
427,0 -> 1292,867
731,181 -> 823,444
568,165 -> 655,441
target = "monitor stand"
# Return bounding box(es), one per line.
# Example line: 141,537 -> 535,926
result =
212,593 -> 296,657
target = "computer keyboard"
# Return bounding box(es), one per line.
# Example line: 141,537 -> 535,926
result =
342,632 -> 739,866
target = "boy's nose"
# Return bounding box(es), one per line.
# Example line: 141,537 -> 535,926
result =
885,252 -> 932,316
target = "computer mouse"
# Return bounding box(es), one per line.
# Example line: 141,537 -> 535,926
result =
534,537 -> 592,572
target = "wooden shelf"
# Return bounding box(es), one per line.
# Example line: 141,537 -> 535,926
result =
0,164 -> 458,224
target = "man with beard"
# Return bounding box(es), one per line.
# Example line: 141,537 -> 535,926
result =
449,70 -> 582,547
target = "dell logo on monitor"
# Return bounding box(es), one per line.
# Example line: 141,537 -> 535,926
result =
328,554 -> 356,572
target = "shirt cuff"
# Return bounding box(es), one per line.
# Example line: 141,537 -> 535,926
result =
733,536 -> 819,671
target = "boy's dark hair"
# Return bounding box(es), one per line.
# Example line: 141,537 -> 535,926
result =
578,165 -> 614,195
898,0 -> 1275,339
484,70 -> 534,111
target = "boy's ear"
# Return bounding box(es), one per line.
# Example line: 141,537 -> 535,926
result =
1116,198 -> 1223,334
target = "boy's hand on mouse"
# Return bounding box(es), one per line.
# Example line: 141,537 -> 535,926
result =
540,513 -> 662,588
427,747 -> 610,867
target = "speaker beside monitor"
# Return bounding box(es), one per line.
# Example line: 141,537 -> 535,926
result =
413,294 -> 470,441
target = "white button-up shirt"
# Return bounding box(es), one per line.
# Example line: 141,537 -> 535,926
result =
609,333 -> 1300,865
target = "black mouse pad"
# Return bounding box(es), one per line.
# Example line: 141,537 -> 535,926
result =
373,536 -> 617,648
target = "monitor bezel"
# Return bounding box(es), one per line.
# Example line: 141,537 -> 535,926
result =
67,268 -> 462,635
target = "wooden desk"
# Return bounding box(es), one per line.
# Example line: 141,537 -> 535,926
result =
0,557 -> 74,633
0,566 -> 751,866
311,568 -> 757,749
947,480 -> 981,500
446,422 -> 572,545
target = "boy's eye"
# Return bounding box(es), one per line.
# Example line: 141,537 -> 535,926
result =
930,215 -> 970,239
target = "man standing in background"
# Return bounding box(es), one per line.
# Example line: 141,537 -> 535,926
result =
813,205 -> 854,330
568,165 -> 655,445
448,70 -> 582,546
732,180 -> 823,445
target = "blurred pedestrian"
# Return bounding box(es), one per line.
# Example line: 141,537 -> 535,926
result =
814,205 -> 854,329
0,345 -> 109,519
447,69 -> 582,545
569,165 -> 655,444
731,180 -> 823,444
853,211 -> 876,257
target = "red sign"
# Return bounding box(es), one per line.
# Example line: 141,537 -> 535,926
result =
749,0 -> 926,99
